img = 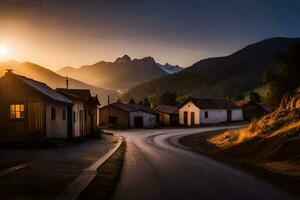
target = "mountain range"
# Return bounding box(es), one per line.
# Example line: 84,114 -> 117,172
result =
57,55 -> 182,92
122,37 -> 300,102
0,61 -> 119,105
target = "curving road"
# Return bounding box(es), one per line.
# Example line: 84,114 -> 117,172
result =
112,126 -> 297,200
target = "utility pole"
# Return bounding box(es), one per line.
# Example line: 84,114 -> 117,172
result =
66,76 -> 69,90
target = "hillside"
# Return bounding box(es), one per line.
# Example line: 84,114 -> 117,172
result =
57,55 -> 168,91
0,61 -> 119,105
123,37 -> 300,101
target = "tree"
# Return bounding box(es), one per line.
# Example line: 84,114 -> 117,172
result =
143,98 -> 151,107
249,91 -> 261,102
159,92 -> 177,106
176,95 -> 189,105
263,43 -> 300,106
233,93 -> 245,101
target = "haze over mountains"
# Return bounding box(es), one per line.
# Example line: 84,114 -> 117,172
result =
57,55 -> 182,92
0,61 -> 119,105
123,37 -> 300,102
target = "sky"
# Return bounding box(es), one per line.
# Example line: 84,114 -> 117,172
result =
0,0 -> 299,70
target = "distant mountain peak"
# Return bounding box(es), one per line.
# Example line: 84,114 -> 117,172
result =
115,54 -> 132,63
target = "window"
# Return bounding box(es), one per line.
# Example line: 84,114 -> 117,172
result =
10,104 -> 25,119
51,107 -> 56,120
62,109 -> 66,120
205,111 -> 208,118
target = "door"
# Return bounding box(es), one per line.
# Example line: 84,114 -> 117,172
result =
67,104 -> 73,139
28,102 -> 45,141
134,117 -> 143,128
191,112 -> 195,126
79,110 -> 84,136
183,111 -> 188,127
227,110 -> 232,122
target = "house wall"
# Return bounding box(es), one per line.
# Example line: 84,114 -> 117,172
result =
0,75 -> 46,142
232,109 -> 243,121
84,104 -> 92,135
45,102 -> 68,139
159,112 -> 170,125
179,101 -> 200,126
72,100 -> 85,137
129,111 -> 156,128
99,105 -> 130,128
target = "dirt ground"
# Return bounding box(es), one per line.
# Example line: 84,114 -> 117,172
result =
0,134 -> 118,200
180,130 -> 300,196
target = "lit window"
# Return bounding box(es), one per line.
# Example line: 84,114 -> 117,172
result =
10,104 -> 25,119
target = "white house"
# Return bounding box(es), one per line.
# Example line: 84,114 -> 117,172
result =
179,98 -> 243,126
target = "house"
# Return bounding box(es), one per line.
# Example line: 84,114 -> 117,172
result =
179,98 -> 243,127
155,105 -> 179,126
99,102 -> 157,128
0,70 -> 73,143
236,100 -> 273,120
56,89 -> 100,135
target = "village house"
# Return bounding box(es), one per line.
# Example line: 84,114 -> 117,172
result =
236,99 -> 273,120
0,70 -> 73,143
56,89 -> 100,135
179,98 -> 243,127
155,105 -> 179,126
99,102 -> 157,128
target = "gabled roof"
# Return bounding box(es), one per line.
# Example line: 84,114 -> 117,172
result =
101,102 -> 157,115
235,99 -> 273,112
179,98 -> 239,109
56,88 -> 91,102
8,72 -> 72,104
91,96 -> 101,106
155,105 -> 178,114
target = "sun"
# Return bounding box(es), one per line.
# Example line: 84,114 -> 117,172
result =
0,44 -> 9,59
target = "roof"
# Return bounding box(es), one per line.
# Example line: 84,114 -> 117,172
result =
179,98 -> 239,109
101,102 -> 157,115
236,99 -> 273,112
91,96 -> 100,106
155,105 -> 178,114
9,73 -> 72,104
56,88 -> 91,102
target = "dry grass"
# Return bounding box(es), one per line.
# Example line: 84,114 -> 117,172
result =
209,108 -> 300,149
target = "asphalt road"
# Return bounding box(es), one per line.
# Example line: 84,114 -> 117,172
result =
112,126 -> 298,200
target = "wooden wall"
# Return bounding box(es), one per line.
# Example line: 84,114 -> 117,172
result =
0,75 -> 46,143
99,105 -> 130,128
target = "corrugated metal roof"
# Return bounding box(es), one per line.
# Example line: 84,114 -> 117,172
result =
56,88 -> 91,102
103,103 -> 157,114
13,74 -> 72,104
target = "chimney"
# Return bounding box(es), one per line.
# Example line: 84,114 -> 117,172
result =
107,95 -> 110,105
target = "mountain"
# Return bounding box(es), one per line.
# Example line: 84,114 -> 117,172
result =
123,37 -> 300,102
56,55 -> 168,92
158,63 -> 183,74
0,61 -> 119,105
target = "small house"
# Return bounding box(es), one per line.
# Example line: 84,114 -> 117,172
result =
236,100 -> 272,120
155,105 -> 179,126
178,98 -> 243,127
0,70 -> 73,143
56,89 -> 100,135
99,102 -> 157,128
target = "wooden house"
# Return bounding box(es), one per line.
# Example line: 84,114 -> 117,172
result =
179,98 -> 243,127
236,100 -> 272,120
155,105 -> 179,126
0,70 -> 73,143
99,102 -> 157,128
56,89 -> 100,135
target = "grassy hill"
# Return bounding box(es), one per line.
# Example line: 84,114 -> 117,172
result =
123,37 -> 300,102
0,61 -> 119,105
